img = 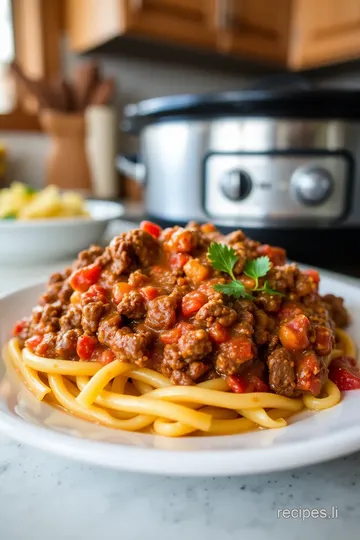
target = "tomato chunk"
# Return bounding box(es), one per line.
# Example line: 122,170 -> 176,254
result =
329,356 -> 360,391
160,322 -> 194,344
26,335 -> 43,352
12,318 -> 28,337
77,335 -> 98,360
208,322 -> 230,344
112,282 -> 133,304
302,269 -> 320,285
248,374 -> 269,393
170,229 -> 194,253
314,326 -> 334,356
98,349 -> 116,365
169,253 -> 191,271
257,244 -> 286,266
183,259 -> 210,284
296,350 -> 322,395
279,314 -> 310,351
140,220 -> 162,239
140,286 -> 159,301
219,337 -> 254,364
70,264 -> 102,293
201,223 -> 216,233
226,373 -> 269,393
226,374 -> 248,393
182,291 -> 207,317
81,284 -> 108,305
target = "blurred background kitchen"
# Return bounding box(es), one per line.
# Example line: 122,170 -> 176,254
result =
1,0 -> 360,275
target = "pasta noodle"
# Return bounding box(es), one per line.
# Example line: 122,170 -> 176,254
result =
5,329 -> 353,437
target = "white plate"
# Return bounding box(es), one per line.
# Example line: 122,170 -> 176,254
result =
0,200 -> 124,264
1,277 -> 360,476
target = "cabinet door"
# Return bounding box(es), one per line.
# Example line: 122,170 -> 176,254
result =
125,0 -> 216,49
290,0 -> 360,69
216,0 -> 291,65
66,0 -> 125,52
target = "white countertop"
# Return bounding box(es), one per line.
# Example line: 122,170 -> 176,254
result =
1,224 -> 360,540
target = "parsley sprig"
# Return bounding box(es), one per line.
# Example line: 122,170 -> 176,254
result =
207,242 -> 284,299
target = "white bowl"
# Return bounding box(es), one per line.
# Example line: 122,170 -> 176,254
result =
0,200 -> 124,264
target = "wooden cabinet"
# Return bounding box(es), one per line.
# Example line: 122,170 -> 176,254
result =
125,0 -> 216,49
65,0 -> 360,70
217,0 -> 291,64
66,0 -> 216,52
289,0 -> 360,69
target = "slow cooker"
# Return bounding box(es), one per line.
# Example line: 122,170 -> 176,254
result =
118,85 -> 360,267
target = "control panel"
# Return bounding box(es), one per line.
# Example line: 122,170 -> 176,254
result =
204,153 -> 350,224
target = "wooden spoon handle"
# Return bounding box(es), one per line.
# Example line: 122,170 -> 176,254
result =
90,79 -> 115,106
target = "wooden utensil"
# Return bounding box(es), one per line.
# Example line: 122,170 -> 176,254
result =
58,78 -> 76,112
73,62 -> 100,111
90,79 -> 115,106
10,62 -> 58,109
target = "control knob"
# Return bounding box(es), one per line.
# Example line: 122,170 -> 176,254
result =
291,167 -> 333,206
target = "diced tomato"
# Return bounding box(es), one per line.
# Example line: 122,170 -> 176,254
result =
182,291 -> 207,317
170,229 -> 194,253
302,269 -> 320,285
26,335 -> 43,352
279,314 -> 311,351
98,349 -> 116,365
227,373 -> 269,393
296,351 -> 322,395
160,322 -> 194,344
70,264 -> 102,293
198,278 -> 222,294
183,259 -> 210,284
169,253 -> 191,271
278,302 -> 304,323
112,282 -> 133,304
140,286 -> 159,301
314,326 -> 334,356
77,335 -> 98,360
208,322 -> 230,344
247,374 -> 269,392
81,284 -> 108,304
140,220 -> 162,239
12,318 -> 28,337
329,356 -> 360,391
226,374 -> 248,393
257,244 -> 286,266
160,326 -> 182,345
220,337 -> 254,363
201,223 -> 216,233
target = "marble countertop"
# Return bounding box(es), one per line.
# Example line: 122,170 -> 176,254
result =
1,222 -> 360,540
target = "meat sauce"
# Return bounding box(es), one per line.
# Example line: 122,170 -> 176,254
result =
13,221 -> 350,397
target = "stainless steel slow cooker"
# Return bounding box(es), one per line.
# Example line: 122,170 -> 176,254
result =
118,86 -> 360,266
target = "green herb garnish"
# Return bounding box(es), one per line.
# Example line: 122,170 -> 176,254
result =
213,280 -> 253,300
207,242 -> 284,299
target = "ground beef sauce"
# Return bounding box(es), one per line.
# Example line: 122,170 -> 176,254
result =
14,221 -> 350,398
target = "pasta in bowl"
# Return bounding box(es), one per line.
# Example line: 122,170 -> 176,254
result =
4,221 -> 358,438
0,183 -> 89,220
0,192 -> 123,263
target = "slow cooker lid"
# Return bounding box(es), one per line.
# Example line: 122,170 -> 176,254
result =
123,87 -> 360,133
